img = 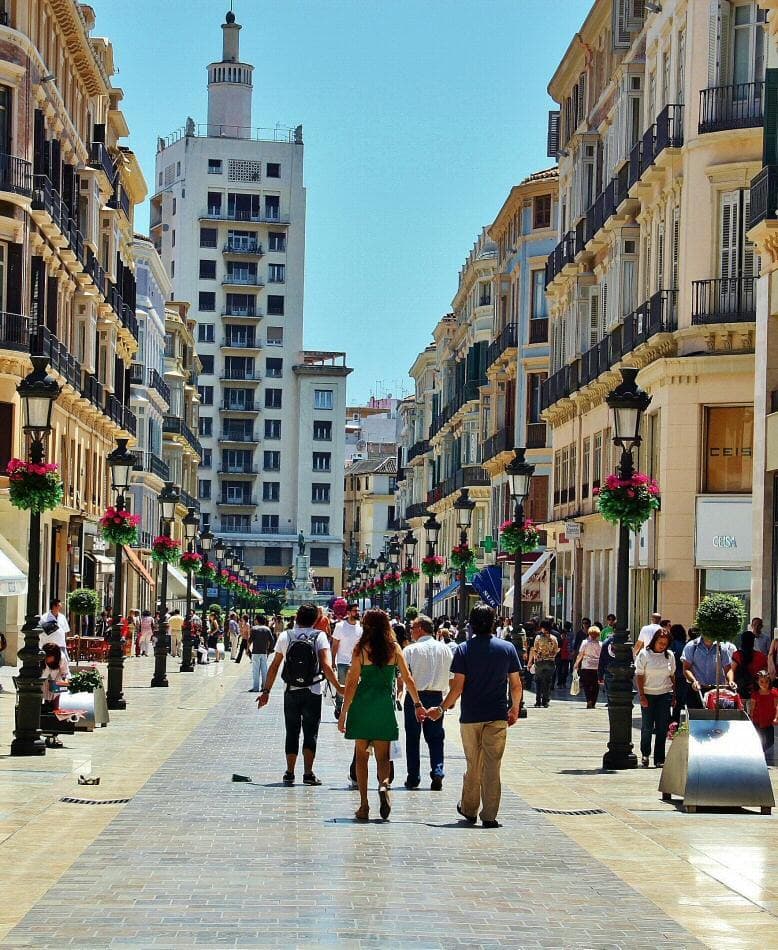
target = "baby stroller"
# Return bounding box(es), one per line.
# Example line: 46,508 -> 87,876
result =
702,685 -> 744,712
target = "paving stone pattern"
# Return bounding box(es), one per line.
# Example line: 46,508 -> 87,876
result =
6,681 -> 702,949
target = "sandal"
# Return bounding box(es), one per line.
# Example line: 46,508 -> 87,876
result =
355,805 -> 370,821
378,784 -> 391,820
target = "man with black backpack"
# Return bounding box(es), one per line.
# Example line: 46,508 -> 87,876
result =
257,603 -> 343,786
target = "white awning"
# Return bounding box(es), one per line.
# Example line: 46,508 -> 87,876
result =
0,547 -> 26,598
91,554 -> 115,573
166,564 -> 203,603
503,550 -> 555,608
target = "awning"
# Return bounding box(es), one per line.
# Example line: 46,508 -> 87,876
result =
166,564 -> 203,603
503,550 -> 555,607
123,545 -> 155,589
0,546 -> 26,597
432,580 -> 473,605
90,553 -> 115,574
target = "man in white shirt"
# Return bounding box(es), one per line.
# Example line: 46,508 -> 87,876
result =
633,612 -> 662,656
331,603 -> 362,717
257,603 -> 342,786
40,598 -> 70,657
402,614 -> 452,790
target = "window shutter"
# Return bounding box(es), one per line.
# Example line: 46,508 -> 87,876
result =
656,221 -> 665,290
671,206 -> 680,291
577,74 -> 586,126
547,111 -> 560,158
644,234 -> 652,300
708,0 -> 719,87
588,291 -> 600,349
626,0 -> 645,33
6,242 -> 22,314
719,190 -> 739,279
600,282 -> 608,337
743,190 -> 756,278
0,402 -> 13,474
764,68 -> 778,166
613,0 -> 631,49
719,2 -> 731,86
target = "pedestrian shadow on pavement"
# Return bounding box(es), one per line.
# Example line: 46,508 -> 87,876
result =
558,767 -> 619,775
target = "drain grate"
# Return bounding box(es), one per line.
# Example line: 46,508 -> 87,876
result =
60,797 -> 132,805
533,807 -> 606,816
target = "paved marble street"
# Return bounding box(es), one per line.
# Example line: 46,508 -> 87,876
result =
2,657 -> 777,949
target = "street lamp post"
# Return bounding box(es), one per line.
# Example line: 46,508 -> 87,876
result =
368,558 -> 377,608
213,538 -> 226,648
603,368 -> 651,771
11,356 -> 60,756
423,512 -> 441,619
454,489 -> 476,638
505,448 -> 535,656
180,506 -> 199,673
377,549 -> 388,611
106,438 -> 137,710
360,563 -> 369,611
199,529 -> 214,638
388,536 -> 401,617
151,481 -> 179,688
403,529 -> 418,617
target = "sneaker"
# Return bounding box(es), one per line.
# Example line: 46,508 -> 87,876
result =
302,772 -> 322,786
404,778 -> 420,790
430,776 -> 443,791
282,771 -> 295,786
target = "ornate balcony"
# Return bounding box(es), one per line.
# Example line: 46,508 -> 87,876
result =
0,153 -> 33,198
691,277 -> 756,325
699,83 -> 764,134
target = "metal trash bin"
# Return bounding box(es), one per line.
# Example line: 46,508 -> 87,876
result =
57,686 -> 110,731
659,709 -> 775,814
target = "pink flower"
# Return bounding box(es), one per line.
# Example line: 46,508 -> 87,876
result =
631,473 -> 648,485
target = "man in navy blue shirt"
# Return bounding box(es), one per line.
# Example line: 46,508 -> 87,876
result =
427,604 -> 522,828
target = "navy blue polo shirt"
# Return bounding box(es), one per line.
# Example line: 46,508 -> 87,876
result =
450,635 -> 521,723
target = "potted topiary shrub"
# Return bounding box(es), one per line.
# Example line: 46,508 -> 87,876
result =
67,588 -> 100,662
695,593 -> 745,713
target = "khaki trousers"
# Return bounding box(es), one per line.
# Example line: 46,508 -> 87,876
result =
459,720 -> 508,822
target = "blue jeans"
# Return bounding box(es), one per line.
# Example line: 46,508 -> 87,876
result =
251,653 -> 268,691
404,690 -> 444,783
334,662 -> 350,715
640,692 -> 672,764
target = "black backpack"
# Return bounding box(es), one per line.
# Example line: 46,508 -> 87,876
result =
281,631 -> 322,688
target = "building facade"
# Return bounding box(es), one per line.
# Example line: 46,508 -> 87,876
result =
0,1 -> 145,655
150,10 -> 349,597
484,167 -> 558,618
542,0 -> 760,629
343,455 -> 398,571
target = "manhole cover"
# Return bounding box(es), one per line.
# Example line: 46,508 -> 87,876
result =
60,797 -> 132,805
533,807 -> 606,816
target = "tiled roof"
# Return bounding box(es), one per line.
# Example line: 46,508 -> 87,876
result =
521,166 -> 558,185
346,456 -> 397,475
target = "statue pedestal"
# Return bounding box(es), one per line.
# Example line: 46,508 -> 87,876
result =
286,554 -> 321,607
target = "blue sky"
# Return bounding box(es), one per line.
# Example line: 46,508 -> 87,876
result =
95,0 -> 591,402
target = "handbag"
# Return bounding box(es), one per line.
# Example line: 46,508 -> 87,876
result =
570,670 -> 581,696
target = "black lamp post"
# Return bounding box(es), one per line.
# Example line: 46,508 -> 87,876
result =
505,447 -> 535,655
199,528 -> 214,636
180,506 -> 199,673
454,489 -> 476,638
377,549 -> 388,610
388,536 -> 401,617
603,367 -> 651,771
105,438 -> 136,710
423,512 -> 441,618
368,558 -> 377,608
11,356 -> 60,756
403,529 -> 417,617
360,563 -> 369,610
151,481 -> 179,688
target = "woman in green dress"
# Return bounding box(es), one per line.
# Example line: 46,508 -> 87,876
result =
338,609 -> 425,820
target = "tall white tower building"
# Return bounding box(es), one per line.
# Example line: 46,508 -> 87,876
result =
151,9 -> 349,598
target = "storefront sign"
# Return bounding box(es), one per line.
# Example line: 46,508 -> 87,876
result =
564,522 -> 582,539
695,496 -> 752,568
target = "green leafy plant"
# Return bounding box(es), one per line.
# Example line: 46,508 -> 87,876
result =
68,668 -> 104,693
499,519 -> 540,555
421,555 -> 444,578
450,544 -> 476,571
209,603 -> 224,620
258,590 -> 286,615
695,593 -> 745,644
594,472 -> 660,531
405,606 -> 419,622
68,588 -> 100,617
151,535 -> 181,564
98,506 -> 140,545
7,458 -> 64,513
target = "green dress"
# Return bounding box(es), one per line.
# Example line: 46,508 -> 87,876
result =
345,662 -> 399,741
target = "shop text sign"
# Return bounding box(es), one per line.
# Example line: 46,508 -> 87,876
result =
695,496 -> 752,568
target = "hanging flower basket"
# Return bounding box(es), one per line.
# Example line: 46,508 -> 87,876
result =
400,566 -> 420,585
151,535 -> 181,564
421,555 -> 445,578
499,518 -> 540,555
594,472 -> 660,532
450,544 -> 476,571
99,506 -> 141,546
180,551 -> 202,574
199,560 -> 217,582
7,458 -> 63,513
384,571 -> 403,591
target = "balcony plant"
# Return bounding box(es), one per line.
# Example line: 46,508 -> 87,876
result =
180,551 -> 202,574
151,535 -> 181,565
594,472 -> 660,532
400,566 -> 420,585
421,555 -> 445,578
499,518 -> 540,555
450,543 -> 476,571
98,506 -> 141,546
7,458 -> 63,513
